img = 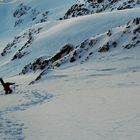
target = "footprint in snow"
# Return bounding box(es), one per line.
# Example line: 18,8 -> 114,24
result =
0,89 -> 53,140
0,117 -> 25,140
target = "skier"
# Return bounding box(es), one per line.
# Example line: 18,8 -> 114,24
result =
0,78 -> 15,94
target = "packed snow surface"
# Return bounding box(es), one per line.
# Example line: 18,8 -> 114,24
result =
0,48 -> 140,139
0,0 -> 140,140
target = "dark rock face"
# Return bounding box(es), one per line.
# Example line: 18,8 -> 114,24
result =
70,51 -> 77,63
123,17 -> 140,49
63,4 -> 90,19
20,44 -> 74,75
107,30 -> 112,37
133,17 -> 140,25
112,41 -> 117,48
98,43 -> 110,52
12,51 -> 29,61
51,44 -> 74,63
98,0 -> 104,3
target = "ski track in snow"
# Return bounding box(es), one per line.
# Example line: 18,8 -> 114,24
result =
0,88 -> 53,140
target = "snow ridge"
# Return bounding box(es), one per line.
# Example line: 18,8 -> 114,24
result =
13,3 -> 49,27
19,17 -> 140,83
62,0 -> 140,19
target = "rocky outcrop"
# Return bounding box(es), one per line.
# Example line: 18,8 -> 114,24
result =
123,17 -> 140,49
62,0 -> 140,19
20,44 -> 74,74
1,27 -> 42,60
13,3 -> 31,18
13,3 -> 49,27
30,17 -> 140,82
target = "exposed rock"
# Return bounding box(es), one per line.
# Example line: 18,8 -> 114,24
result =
112,41 -> 117,48
12,51 -> 29,60
20,44 -> 74,74
123,44 -> 134,49
51,44 -> 74,63
133,26 -> 140,34
107,30 -> 112,36
13,3 -> 31,18
62,0 -> 140,19
1,27 -> 42,58
98,43 -> 110,52
70,51 -> 77,63
132,17 -> 140,25
13,3 -> 49,27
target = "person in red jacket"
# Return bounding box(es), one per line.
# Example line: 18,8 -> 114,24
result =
0,78 -> 15,94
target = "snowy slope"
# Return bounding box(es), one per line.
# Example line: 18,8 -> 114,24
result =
0,46 -> 140,140
0,0 -> 140,140
0,0 -> 76,47
27,17 -> 140,82
0,8 -> 140,79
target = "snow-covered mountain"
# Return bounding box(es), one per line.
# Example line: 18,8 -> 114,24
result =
63,0 -> 140,19
19,17 -> 140,83
0,0 -> 140,140
0,7 -> 140,79
0,0 -> 76,39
